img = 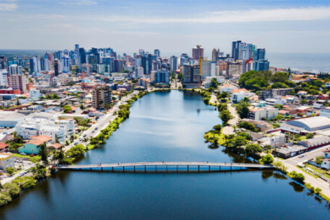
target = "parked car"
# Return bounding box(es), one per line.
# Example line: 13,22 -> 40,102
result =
92,130 -> 95,133
83,134 -> 87,137
299,154 -> 305,158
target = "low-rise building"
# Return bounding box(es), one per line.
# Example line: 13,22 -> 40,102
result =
19,140 -> 43,154
248,107 -> 278,120
298,136 -> 330,150
320,107 -> 330,118
0,142 -> 9,152
241,119 -> 272,131
0,153 -> 15,169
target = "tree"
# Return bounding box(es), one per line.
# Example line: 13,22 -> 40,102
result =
12,176 -> 36,190
289,171 -> 305,183
218,103 -> 228,112
245,144 -> 262,158
236,101 -> 250,118
55,134 -> 60,144
0,191 -> 12,206
306,133 -> 314,139
39,143 -> 48,165
203,97 -> 211,104
300,99 -> 307,105
6,167 -> 14,176
213,124 -> 222,132
274,104 -> 284,110
209,78 -> 219,89
16,98 -> 20,106
294,134 -> 301,141
177,73 -> 183,80
30,155 -> 41,164
264,145 -> 271,152
63,105 -> 72,113
31,164 -> 47,180
261,154 -> 274,164
219,109 -> 233,126
275,114 -> 284,121
80,104 -> 85,110
3,183 -> 20,197
218,92 -> 229,99
315,156 -> 323,165
231,136 -> 248,148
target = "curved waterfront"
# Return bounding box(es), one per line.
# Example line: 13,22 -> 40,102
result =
1,90 -> 330,219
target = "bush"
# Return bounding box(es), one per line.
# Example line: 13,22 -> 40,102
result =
203,97 -> 211,104
0,192 -> 12,206
3,183 -> 20,197
288,171 -> 305,183
260,154 -> 274,164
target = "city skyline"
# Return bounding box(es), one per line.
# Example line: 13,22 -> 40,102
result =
1,0 -> 330,54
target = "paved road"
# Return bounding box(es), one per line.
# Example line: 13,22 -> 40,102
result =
64,91 -> 139,151
1,161 -> 35,185
284,144 -> 330,166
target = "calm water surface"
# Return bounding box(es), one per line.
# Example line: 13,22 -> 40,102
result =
0,90 -> 330,220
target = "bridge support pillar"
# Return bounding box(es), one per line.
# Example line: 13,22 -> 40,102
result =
90,167 -> 92,171
187,165 -> 189,173
112,167 -> 114,172
145,165 -> 146,173
166,165 -> 168,172
177,165 -> 178,173
209,166 -> 210,172
156,165 -> 157,173
198,165 -> 200,172
134,166 -> 135,173
123,166 -> 125,172
101,167 -> 103,171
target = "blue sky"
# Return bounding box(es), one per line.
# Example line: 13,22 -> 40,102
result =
1,0 -> 330,57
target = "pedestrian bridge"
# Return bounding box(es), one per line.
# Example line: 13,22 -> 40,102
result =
58,162 -> 275,173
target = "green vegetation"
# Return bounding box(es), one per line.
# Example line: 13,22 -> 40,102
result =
6,132 -> 24,151
235,101 -> 250,118
306,133 -> 314,139
260,154 -> 274,164
287,171 -> 305,183
238,121 -> 258,132
63,105 -> 72,113
238,70 -> 290,92
6,167 -> 14,176
219,109 -> 232,126
245,144 -> 262,159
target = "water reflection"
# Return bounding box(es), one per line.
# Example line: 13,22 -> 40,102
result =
289,182 -> 304,193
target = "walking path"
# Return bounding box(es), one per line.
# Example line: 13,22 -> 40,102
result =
282,159 -> 330,198
222,104 -> 239,135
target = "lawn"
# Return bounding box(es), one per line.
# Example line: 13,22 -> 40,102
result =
13,153 -> 30,159
305,164 -> 330,179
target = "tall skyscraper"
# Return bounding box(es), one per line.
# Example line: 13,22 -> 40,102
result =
92,86 -> 111,109
54,59 -> 59,76
192,45 -> 204,60
212,49 -> 219,61
232,40 -> 242,60
253,48 -> 266,61
154,49 -> 160,58
8,74 -> 29,94
253,60 -> 269,71
170,56 -> 178,72
139,49 -> 145,56
32,56 -> 41,74
8,64 -> 23,76
61,55 -> 70,74
0,56 -> 6,69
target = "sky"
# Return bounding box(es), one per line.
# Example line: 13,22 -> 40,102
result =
1,0 -> 330,57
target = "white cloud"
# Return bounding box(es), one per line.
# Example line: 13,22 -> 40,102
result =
0,3 -> 17,11
94,7 -> 330,24
59,0 -> 97,5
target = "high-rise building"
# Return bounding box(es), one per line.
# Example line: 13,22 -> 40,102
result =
78,48 -> 86,68
54,59 -> 59,76
192,45 -> 204,60
253,48 -> 266,61
201,60 -> 211,79
180,53 -> 189,66
92,86 -> 111,109
170,56 -> 178,72
153,70 -> 169,84
210,61 -> 216,77
8,74 -> 29,94
32,56 -> 41,74
227,61 -> 243,78
61,55 -> 70,74
154,49 -> 160,58
0,56 -> 6,69
232,40 -> 242,60
8,64 -> 23,76
139,49 -> 145,56
212,49 -> 219,61
0,69 -> 8,86
254,60 -> 270,71
183,65 -> 201,84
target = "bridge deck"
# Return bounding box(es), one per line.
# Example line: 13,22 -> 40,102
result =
58,162 -> 275,173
